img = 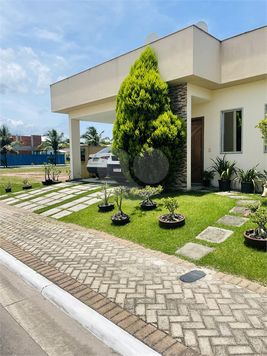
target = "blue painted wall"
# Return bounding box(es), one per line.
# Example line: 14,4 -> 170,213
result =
1,154 -> 65,166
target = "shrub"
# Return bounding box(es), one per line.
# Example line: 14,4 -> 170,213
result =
112,46 -> 186,189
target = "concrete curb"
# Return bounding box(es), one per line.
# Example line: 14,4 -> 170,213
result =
0,249 -> 162,356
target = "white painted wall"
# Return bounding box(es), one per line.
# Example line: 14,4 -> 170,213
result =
221,26 -> 267,83
191,79 -> 267,187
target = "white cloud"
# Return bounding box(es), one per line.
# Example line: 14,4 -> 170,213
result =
34,28 -> 63,42
0,48 -> 15,61
0,60 -> 28,94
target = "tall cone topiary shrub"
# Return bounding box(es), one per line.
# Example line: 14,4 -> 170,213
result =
112,46 -> 186,188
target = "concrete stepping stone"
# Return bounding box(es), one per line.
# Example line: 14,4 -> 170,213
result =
236,200 -> 260,206
215,191 -> 237,196
196,226 -> 233,243
227,195 -> 252,199
45,199 -> 63,206
51,210 -> 73,219
216,214 -> 249,227
229,206 -> 250,214
84,198 -> 102,205
176,242 -> 215,260
68,204 -> 88,212
60,201 -> 80,209
1,198 -> 19,204
40,208 -> 62,216
15,201 -> 33,208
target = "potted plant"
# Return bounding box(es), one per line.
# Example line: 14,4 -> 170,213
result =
22,178 -> 32,189
244,203 -> 267,249
211,155 -> 237,191
202,170 -> 215,187
130,185 -> 163,210
42,163 -> 53,185
110,186 -> 130,225
234,164 -> 264,193
98,181 -> 115,212
52,167 -> 62,183
5,182 -> 11,193
158,197 -> 185,229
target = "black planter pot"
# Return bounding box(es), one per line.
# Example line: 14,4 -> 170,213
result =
203,180 -> 210,187
111,213 -> 130,225
244,230 -> 267,250
158,213 -> 185,229
42,180 -> 62,186
139,201 -> 157,211
5,188 -> 11,193
219,180 -> 231,192
241,182 -> 253,194
98,203 -> 115,212
23,185 -> 32,189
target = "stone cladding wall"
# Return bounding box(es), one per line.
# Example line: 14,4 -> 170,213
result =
168,84 -> 187,190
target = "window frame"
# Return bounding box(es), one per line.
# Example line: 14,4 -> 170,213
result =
220,108 -> 243,154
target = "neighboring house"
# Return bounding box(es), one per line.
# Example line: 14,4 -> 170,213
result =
11,134 -> 41,154
50,24 -> 267,190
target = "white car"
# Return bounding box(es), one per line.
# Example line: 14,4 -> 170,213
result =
86,146 -> 111,179
107,154 -> 127,183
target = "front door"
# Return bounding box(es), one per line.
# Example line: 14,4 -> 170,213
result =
191,117 -> 204,183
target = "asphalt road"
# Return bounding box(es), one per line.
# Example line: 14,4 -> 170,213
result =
0,264 -> 118,356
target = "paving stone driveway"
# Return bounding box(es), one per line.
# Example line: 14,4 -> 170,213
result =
0,202 -> 267,356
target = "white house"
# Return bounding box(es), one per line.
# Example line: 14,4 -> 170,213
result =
50,24 -> 267,190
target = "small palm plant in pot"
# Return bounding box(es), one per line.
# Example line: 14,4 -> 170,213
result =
158,197 -> 185,228
202,170 -> 215,187
111,186 -> 130,225
244,203 -> 267,249
211,155 -> 237,191
97,181 -> 115,212
234,164 -> 264,194
130,185 -> 163,210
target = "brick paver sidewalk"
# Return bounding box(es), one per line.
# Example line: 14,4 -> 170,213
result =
0,202 -> 267,356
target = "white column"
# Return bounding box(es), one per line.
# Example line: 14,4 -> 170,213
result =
69,117 -> 81,179
186,92 -> 192,190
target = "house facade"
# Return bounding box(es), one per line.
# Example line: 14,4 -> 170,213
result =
11,134 -> 42,154
50,24 -> 267,190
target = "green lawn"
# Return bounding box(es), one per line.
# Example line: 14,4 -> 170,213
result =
59,190 -> 267,284
0,166 -> 70,195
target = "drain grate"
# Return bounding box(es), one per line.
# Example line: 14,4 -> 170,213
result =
179,270 -> 206,283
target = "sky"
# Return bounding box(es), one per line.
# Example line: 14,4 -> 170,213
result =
0,0 -> 266,140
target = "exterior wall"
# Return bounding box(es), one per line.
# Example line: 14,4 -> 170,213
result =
191,79 -> 267,188
221,26 -> 267,83
11,135 -> 42,155
168,84 -> 187,190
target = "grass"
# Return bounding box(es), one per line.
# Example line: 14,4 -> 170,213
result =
0,166 -> 70,195
0,166 -> 266,284
58,190 -> 267,284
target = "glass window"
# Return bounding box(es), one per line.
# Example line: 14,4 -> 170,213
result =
221,109 -> 242,153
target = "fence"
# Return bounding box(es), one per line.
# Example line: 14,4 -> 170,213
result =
0,154 -> 65,166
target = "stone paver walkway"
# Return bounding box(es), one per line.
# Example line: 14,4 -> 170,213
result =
0,183 -> 104,217
1,202 -> 267,356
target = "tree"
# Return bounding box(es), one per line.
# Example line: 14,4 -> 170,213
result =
38,129 -> 69,166
81,126 -> 111,146
0,124 -> 23,168
112,46 -> 186,188
255,115 -> 267,146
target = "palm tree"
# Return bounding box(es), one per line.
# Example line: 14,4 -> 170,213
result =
0,124 -> 23,167
38,129 -> 69,166
81,126 -> 111,146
